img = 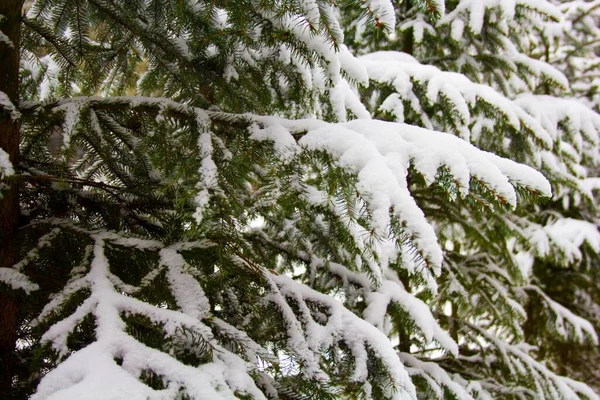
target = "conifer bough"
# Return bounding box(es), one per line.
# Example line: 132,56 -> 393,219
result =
0,0 -> 599,399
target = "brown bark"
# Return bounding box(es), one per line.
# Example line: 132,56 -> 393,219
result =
0,1 -> 23,397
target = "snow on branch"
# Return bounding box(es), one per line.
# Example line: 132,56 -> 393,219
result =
522,285 -> 598,344
21,96 -> 551,275
514,95 -> 600,147
365,278 -> 458,355
438,0 -> 560,35
513,217 -> 600,265
515,95 -> 600,195
451,317 -> 599,400
360,51 -> 555,147
289,118 -> 551,270
33,231 -> 266,400
0,228 -> 62,293
361,0 -> 397,31
0,90 -> 21,120
0,268 -> 39,293
267,272 -> 418,399
30,221 -> 436,399
254,4 -> 369,85
399,353 -> 476,399
253,232 -> 457,355
413,0 -> 569,96
0,22 -> 14,49
441,255 -> 527,336
0,147 -> 14,179
192,109 -> 217,225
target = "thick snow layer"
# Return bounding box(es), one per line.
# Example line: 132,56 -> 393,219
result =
329,79 -> 371,121
363,0 -> 397,30
33,233 -> 266,400
360,51 -> 555,146
439,0 -> 560,35
294,118 -> 550,270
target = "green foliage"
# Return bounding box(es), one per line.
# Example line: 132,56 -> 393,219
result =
1,0 -> 599,399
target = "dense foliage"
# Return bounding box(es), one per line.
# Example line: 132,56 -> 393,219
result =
0,0 -> 599,399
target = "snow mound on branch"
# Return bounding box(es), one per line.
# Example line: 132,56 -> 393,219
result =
360,51 -> 555,146
32,232 -> 264,400
439,0 -> 560,35
259,117 -> 551,273
525,218 -> 600,264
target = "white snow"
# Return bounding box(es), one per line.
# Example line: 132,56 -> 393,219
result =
364,279 -> 458,355
0,147 -> 14,178
53,100 -> 85,149
512,216 -> 600,269
400,353 -> 474,400
32,232 -> 267,399
161,249 -> 210,320
269,273 -> 418,399
0,28 -> 13,48
362,0 -> 397,31
439,0 -> 559,35
193,110 -> 217,224
0,90 -> 20,120
522,285 -> 598,343
249,122 -> 300,160
360,51 -> 555,146
0,267 -> 39,293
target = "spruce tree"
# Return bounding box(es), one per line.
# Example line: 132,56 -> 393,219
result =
520,0 -> 600,390
0,0 -> 598,399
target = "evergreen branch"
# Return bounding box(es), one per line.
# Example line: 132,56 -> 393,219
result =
570,3 -> 600,27
563,37 -> 600,60
247,230 -> 372,289
86,0 -> 189,62
14,173 -> 124,192
20,96 -> 252,126
22,16 -> 78,68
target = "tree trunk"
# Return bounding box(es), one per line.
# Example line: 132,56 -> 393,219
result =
0,1 -> 22,397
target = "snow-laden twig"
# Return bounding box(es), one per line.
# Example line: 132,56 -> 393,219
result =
34,232 -> 266,399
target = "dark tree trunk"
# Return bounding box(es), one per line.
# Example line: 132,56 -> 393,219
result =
0,1 -> 23,397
